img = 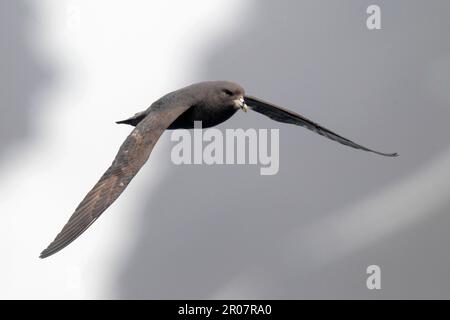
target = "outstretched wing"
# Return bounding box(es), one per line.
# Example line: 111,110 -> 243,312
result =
245,95 -> 397,157
40,104 -> 191,258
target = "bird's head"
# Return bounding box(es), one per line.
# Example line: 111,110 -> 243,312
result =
214,81 -> 248,112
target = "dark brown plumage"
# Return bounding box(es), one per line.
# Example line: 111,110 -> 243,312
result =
245,96 -> 397,157
40,81 -> 397,258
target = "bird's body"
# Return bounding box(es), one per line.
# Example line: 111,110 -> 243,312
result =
40,81 -> 397,259
119,81 -> 242,129
168,98 -> 238,129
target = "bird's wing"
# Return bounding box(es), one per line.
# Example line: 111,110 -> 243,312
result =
245,95 -> 397,157
40,104 -> 191,258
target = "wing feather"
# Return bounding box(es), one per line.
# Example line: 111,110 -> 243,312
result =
40,105 -> 191,258
245,95 -> 397,157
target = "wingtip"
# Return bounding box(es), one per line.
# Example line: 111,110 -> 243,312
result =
380,151 -> 399,157
39,246 -> 56,259
39,250 -> 49,259
369,149 -> 399,157
387,152 -> 399,157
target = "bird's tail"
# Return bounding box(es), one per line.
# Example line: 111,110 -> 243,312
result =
116,111 -> 147,127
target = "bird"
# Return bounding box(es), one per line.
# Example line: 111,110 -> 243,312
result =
40,81 -> 397,258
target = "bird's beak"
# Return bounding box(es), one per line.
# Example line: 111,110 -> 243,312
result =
237,97 -> 248,112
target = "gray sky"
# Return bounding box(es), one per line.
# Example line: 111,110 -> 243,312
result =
1,0 -> 450,299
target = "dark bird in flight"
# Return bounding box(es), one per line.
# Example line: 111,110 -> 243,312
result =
40,81 -> 397,258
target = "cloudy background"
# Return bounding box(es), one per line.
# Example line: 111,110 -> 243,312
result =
1,0 -> 450,299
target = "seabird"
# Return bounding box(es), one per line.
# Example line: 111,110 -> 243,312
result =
40,81 -> 397,258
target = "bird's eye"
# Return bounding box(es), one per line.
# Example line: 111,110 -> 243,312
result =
223,89 -> 233,96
